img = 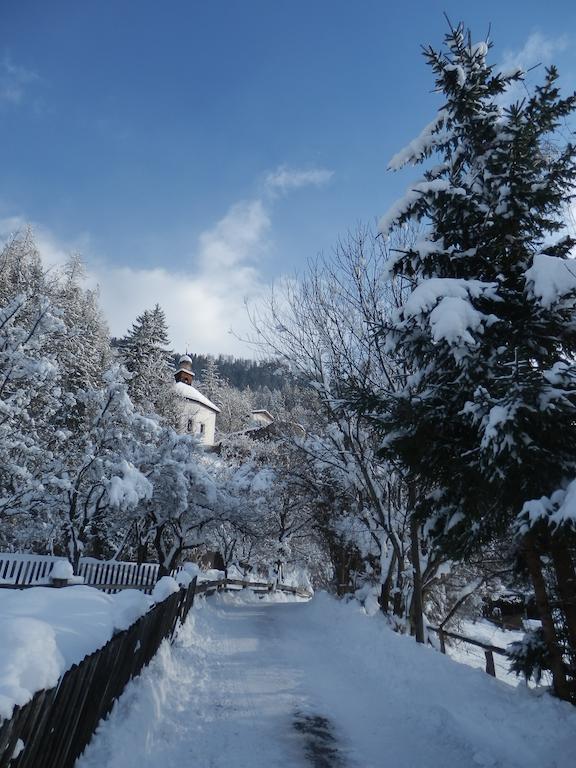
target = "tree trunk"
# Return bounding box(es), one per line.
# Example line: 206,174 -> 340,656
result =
137,541 -> 149,565
380,550 -> 398,613
549,537 -> 576,675
409,509 -> 425,643
153,525 -> 169,578
522,533 -> 571,701
393,555 -> 404,618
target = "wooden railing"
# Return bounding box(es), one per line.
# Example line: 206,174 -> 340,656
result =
0,575 -> 308,768
428,625 -> 508,678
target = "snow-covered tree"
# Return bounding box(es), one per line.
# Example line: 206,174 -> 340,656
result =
120,304 -> 181,427
216,381 -> 254,435
52,254 -> 111,397
134,429 -> 221,575
377,23 -> 576,700
248,227 -> 444,635
0,293 -> 64,549
217,432 -> 328,583
41,365 -> 157,568
198,357 -> 223,402
0,228 -> 45,306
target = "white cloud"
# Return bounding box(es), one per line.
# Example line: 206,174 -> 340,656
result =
1,163 -> 333,356
0,54 -> 38,107
499,33 -> 568,76
0,201 -> 271,356
94,200 -> 271,355
264,165 -> 334,195
497,33 -> 570,105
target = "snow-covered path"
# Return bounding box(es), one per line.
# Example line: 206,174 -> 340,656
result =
77,593 -> 575,768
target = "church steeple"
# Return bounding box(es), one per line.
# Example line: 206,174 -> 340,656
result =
174,354 -> 195,386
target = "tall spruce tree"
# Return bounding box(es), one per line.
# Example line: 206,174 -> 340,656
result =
121,304 -> 181,427
376,23 -> 576,700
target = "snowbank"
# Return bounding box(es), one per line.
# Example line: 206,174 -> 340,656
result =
0,584 -> 171,718
280,593 -> 575,767
442,619 -> 532,687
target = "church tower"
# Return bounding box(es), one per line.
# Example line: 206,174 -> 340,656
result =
174,354 -> 195,386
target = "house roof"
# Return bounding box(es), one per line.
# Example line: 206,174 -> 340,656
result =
252,409 -> 274,420
174,381 -> 221,413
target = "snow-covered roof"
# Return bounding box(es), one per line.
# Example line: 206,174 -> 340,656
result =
175,367 -> 196,377
179,354 -> 192,364
252,409 -> 274,421
174,381 -> 220,413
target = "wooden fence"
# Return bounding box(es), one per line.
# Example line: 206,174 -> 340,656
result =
0,575 -> 306,768
0,554 -> 162,593
428,625 -> 507,678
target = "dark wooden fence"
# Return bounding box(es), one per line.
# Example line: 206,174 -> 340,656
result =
428,625 -> 508,678
0,576 -> 307,768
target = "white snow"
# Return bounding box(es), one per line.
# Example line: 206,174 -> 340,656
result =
107,460 -> 153,509
78,592 -> 575,768
174,381 -> 221,413
379,179 -> 456,235
429,295 -> 485,345
444,619 -> 533,687
388,112 -> 447,171
525,253 -> 576,308
0,617 -> 64,718
521,478 -> 576,530
480,404 -> 515,454
402,278 -> 499,346
0,584 -> 165,718
151,576 -> 180,602
471,41 -> 489,59
50,560 -> 74,580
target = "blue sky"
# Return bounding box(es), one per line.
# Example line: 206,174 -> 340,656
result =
1,1 -> 575,354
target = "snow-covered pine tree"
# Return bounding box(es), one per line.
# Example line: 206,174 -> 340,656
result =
199,356 -> 223,403
120,304 -> 181,427
377,23 -> 576,700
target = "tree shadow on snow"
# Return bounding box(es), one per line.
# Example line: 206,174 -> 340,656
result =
293,712 -> 347,767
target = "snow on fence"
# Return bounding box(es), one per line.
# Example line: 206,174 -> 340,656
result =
0,553 -> 163,593
0,576 -> 306,768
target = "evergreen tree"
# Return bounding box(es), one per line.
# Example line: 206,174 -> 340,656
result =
198,356 -> 222,403
121,304 -> 181,427
375,23 -> 576,700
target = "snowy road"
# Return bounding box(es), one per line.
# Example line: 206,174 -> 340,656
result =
77,592 -> 575,768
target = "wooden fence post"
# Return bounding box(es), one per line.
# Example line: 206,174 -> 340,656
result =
485,650 -> 496,677
438,628 -> 446,654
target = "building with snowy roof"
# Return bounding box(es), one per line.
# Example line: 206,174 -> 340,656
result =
174,355 -> 220,446
250,409 -> 274,427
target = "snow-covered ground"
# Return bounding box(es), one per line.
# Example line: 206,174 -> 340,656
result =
78,591 -> 575,768
0,578 -> 181,718
443,619 -> 528,687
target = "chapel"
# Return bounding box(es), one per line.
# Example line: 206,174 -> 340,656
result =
174,355 -> 220,446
